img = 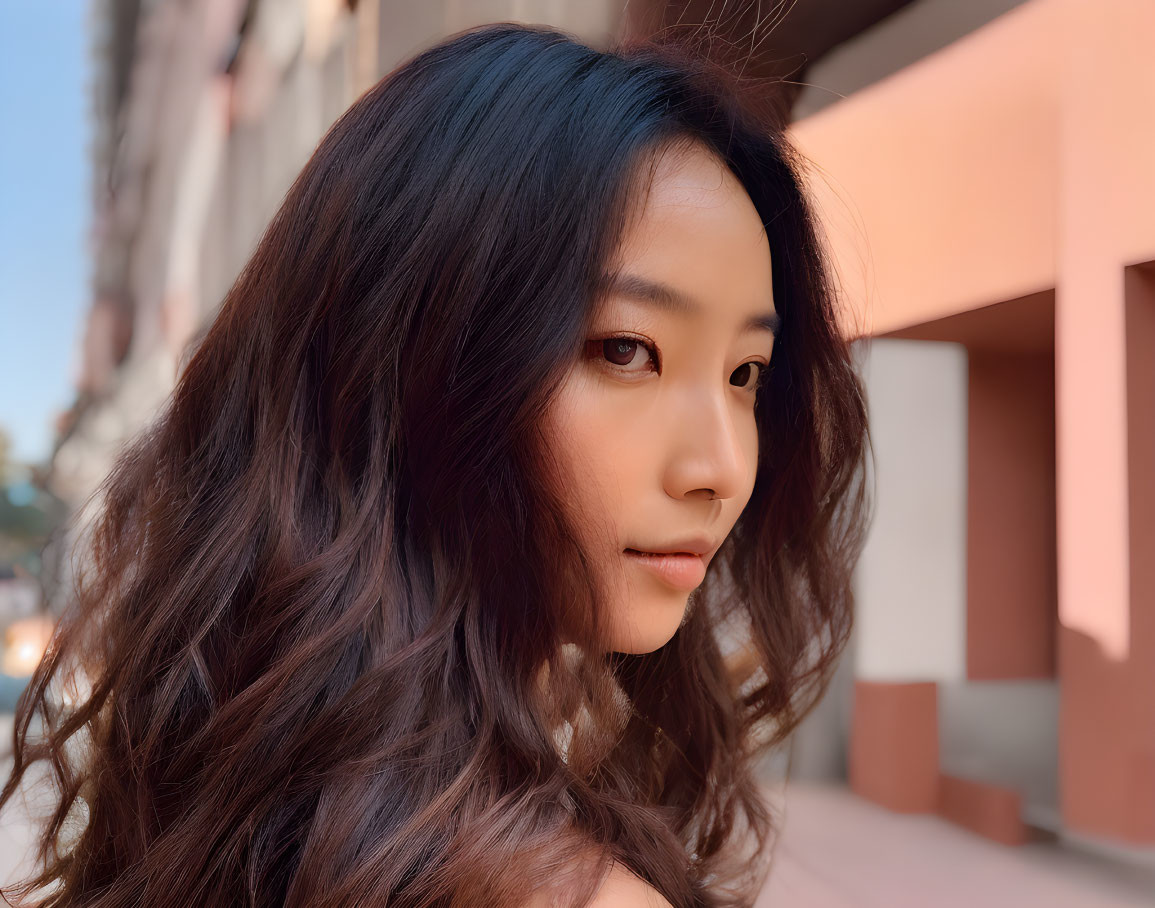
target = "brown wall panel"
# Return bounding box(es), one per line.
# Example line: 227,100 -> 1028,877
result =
967,351 -> 1058,679
850,681 -> 939,812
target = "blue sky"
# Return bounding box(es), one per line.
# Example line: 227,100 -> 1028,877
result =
0,2 -> 90,465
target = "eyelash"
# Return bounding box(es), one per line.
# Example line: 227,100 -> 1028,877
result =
585,334 -> 772,395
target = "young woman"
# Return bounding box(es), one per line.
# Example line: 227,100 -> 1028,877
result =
1,22 -> 871,908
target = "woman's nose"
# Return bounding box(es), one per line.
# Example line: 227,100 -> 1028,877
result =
661,388 -> 750,502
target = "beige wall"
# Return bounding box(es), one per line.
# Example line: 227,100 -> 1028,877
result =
853,338 -> 968,684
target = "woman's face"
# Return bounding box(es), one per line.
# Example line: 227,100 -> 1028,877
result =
545,141 -> 779,654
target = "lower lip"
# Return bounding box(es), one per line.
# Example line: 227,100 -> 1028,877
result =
623,549 -> 706,591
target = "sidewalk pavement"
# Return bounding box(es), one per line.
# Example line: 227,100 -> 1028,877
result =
756,780 -> 1155,908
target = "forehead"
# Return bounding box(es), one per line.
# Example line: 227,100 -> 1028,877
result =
610,142 -> 773,303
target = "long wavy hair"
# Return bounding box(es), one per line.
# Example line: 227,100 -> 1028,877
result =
2,22 -> 871,908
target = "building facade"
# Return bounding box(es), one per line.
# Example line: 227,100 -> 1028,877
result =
52,0 -> 1153,866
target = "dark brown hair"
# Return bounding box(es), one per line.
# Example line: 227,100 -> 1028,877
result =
2,22 -> 871,908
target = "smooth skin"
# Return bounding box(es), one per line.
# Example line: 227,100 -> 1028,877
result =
544,139 -> 779,657
522,858 -> 674,908
590,863 -> 675,908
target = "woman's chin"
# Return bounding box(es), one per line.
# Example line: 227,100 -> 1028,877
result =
607,591 -> 689,654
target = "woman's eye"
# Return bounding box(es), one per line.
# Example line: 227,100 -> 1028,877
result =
731,361 -> 768,393
588,337 -> 658,375
586,337 -> 769,395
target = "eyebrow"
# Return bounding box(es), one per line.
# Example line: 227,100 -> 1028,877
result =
599,271 -> 782,338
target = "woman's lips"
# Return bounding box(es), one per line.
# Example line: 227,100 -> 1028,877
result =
623,548 -> 706,591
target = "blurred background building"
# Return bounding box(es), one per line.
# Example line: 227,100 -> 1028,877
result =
3,0 -> 1153,903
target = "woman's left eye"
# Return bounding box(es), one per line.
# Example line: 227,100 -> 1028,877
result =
730,361 -> 768,393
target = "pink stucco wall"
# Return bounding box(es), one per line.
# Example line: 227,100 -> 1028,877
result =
800,0 -> 1155,841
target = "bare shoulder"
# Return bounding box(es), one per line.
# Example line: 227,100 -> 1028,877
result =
521,858 -> 673,908
590,861 -> 674,907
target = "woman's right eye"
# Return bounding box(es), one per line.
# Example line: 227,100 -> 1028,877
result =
586,337 -> 659,375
